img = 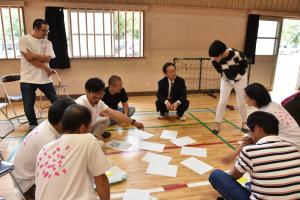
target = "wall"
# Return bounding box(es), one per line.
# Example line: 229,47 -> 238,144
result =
1,1 -> 252,96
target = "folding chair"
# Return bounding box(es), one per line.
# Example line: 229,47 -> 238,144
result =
0,151 -> 25,200
0,74 -> 24,124
0,102 -> 15,138
39,70 -> 69,110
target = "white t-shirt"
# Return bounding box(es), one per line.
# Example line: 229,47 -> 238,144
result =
19,34 -> 55,84
35,133 -> 110,200
13,120 -> 60,192
259,101 -> 300,149
75,95 -> 109,125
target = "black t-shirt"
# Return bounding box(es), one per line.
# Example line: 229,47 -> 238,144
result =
102,87 -> 129,110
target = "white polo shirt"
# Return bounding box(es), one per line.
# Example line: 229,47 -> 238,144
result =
13,120 -> 60,192
19,34 -> 55,84
35,133 -> 110,200
75,95 -> 109,126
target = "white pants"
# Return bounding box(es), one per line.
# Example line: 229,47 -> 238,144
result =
215,75 -> 247,123
91,116 -> 110,137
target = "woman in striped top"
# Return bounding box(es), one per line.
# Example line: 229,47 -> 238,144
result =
223,83 -> 300,164
209,111 -> 300,200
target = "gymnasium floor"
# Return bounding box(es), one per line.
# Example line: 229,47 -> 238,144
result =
0,93 -> 269,200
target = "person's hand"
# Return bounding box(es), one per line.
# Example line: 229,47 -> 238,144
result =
172,102 -> 179,110
45,68 -> 56,77
222,153 -> 237,164
166,101 -> 172,110
242,136 -> 253,146
134,121 -> 144,130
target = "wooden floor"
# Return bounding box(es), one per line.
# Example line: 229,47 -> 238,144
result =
0,93 -> 281,200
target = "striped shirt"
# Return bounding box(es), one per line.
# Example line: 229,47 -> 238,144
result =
235,136 -> 300,200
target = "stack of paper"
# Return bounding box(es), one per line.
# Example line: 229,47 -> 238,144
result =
105,140 -> 132,151
129,130 -> 154,140
139,141 -> 165,152
105,165 -> 128,184
171,136 -> 196,146
160,130 -> 178,140
142,152 -> 172,164
180,146 -> 207,157
181,157 -> 213,175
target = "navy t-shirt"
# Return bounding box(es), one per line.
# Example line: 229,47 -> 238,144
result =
102,87 -> 129,110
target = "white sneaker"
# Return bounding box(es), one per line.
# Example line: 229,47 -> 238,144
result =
158,114 -> 165,119
179,116 -> 186,121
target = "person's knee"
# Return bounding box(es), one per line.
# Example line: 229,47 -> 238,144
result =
209,169 -> 223,185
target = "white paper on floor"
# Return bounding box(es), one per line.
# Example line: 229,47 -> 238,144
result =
142,152 -> 172,164
181,157 -> 213,175
123,189 -> 150,200
105,140 -> 132,151
146,163 -> 178,177
171,136 -> 196,146
180,146 -> 207,157
160,130 -> 178,140
139,141 -> 165,152
129,129 -> 154,140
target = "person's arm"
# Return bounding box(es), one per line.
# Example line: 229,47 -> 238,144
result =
212,60 -> 223,73
26,59 -> 55,76
103,108 -> 144,130
157,80 -> 167,102
122,102 -> 129,115
238,51 -> 248,71
22,49 -> 51,63
94,174 -> 110,200
177,78 -> 187,104
229,166 -> 244,180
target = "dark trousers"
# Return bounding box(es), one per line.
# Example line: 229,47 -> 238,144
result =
20,82 -> 57,125
24,184 -> 35,200
209,169 -> 251,200
156,99 -> 189,117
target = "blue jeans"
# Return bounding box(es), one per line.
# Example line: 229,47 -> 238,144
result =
20,82 -> 57,125
110,107 -> 135,125
209,169 -> 251,200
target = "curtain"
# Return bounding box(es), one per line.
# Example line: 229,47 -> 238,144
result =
244,14 -> 260,64
45,7 -> 70,69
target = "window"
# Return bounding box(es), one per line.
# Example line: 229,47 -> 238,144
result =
64,9 -> 144,58
0,6 -> 25,59
255,20 -> 281,55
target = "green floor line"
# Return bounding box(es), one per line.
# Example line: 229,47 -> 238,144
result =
207,108 -> 242,130
188,112 -> 236,150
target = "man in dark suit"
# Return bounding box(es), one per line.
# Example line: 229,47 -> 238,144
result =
156,62 -> 189,120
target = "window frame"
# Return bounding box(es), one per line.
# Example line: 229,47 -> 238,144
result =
0,6 -> 25,60
63,8 -> 144,59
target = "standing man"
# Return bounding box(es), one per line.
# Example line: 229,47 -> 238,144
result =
102,75 -> 135,125
208,40 -> 248,134
156,62 -> 189,120
19,19 -> 57,130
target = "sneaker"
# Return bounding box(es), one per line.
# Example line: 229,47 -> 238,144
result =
102,131 -> 111,139
179,116 -> 186,121
158,113 -> 168,119
29,124 -> 38,131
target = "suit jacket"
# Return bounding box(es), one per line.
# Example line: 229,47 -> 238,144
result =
156,76 -> 187,103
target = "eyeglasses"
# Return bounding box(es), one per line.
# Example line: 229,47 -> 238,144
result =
39,29 -> 50,34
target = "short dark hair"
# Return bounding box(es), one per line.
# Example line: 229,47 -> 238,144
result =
33,19 -> 48,29
208,40 -> 227,57
61,104 -> 92,133
245,83 -> 271,108
162,62 -> 175,73
108,75 -> 122,86
48,97 -> 76,125
85,78 -> 105,93
247,111 -> 279,135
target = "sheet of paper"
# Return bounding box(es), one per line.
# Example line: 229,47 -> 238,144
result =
129,130 -> 154,140
160,130 -> 178,140
123,189 -> 150,200
139,141 -> 165,152
142,152 -> 172,164
146,163 -> 177,177
105,140 -> 131,151
181,157 -> 213,175
180,146 -> 207,157
171,136 -> 196,146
